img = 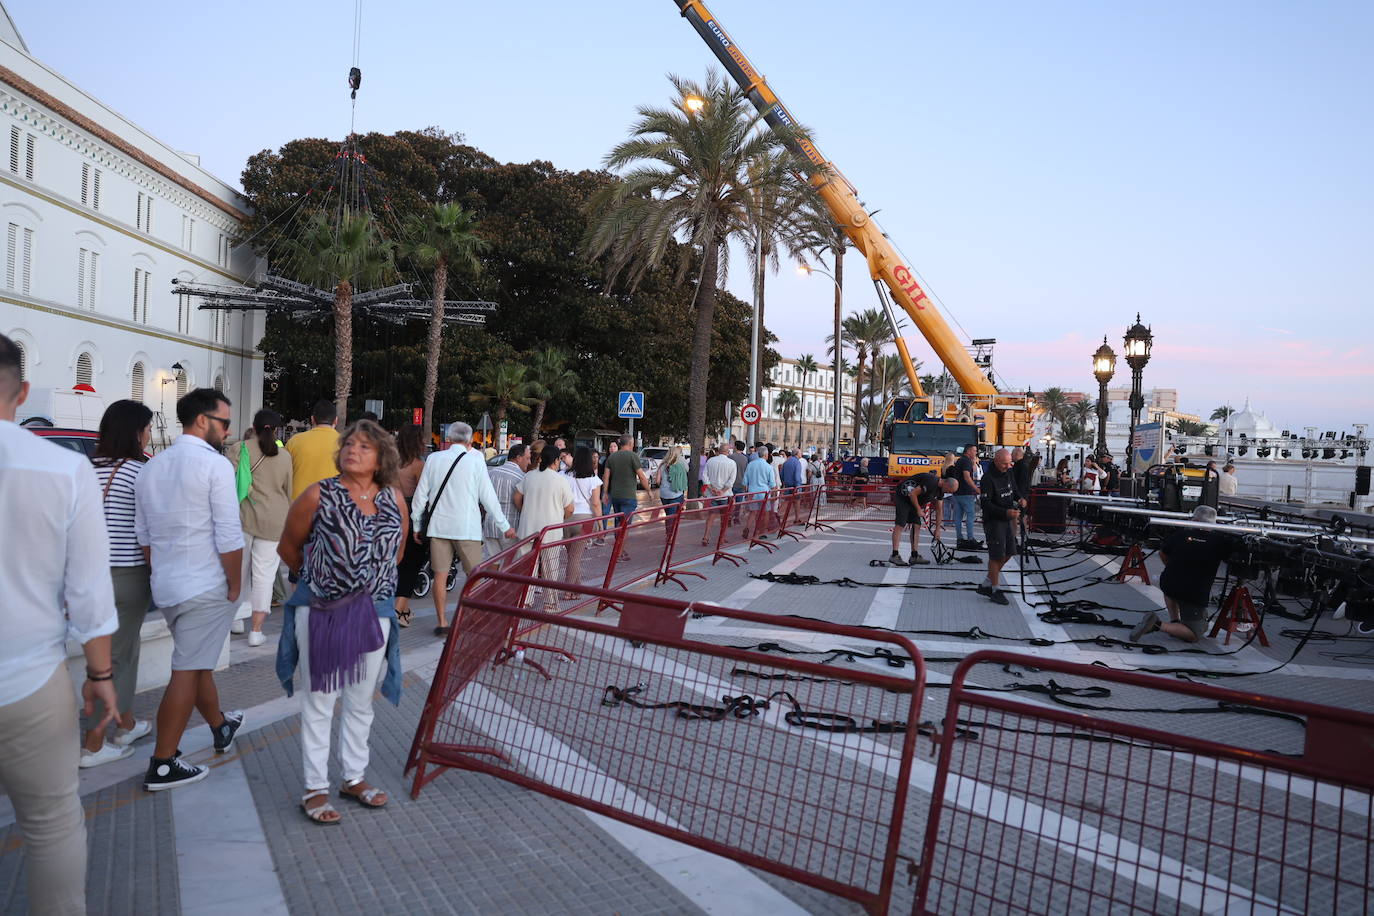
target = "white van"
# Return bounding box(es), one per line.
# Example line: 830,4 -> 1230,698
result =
16,386 -> 108,430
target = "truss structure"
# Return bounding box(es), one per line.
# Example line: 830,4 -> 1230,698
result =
171,277 -> 496,325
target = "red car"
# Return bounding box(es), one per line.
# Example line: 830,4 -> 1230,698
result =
25,425 -> 100,457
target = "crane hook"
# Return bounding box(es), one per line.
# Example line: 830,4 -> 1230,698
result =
348,67 -> 362,100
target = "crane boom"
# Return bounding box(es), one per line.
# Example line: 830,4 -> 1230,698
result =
673,0 -> 998,399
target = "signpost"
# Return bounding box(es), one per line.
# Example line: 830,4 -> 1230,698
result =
412,407 -> 423,427
618,391 -> 645,441
740,402 -> 761,426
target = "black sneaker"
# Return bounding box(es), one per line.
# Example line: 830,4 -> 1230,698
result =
888,552 -> 909,567
975,583 -> 994,598
144,751 -> 208,791
211,710 -> 245,754
989,589 -> 1011,606
910,553 -> 930,565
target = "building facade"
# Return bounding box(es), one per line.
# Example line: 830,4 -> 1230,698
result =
0,9 -> 260,442
750,356 -> 856,451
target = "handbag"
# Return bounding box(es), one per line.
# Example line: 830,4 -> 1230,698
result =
416,450 -> 465,539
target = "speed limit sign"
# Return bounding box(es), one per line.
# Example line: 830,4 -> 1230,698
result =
740,403 -> 761,425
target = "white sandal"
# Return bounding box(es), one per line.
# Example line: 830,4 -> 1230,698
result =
301,789 -> 341,825
338,778 -> 388,808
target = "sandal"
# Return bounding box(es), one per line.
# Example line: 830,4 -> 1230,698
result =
395,606 -> 412,628
301,789 -> 341,825
338,778 -> 388,808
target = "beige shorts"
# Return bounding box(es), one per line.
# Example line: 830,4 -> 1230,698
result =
429,538 -> 483,577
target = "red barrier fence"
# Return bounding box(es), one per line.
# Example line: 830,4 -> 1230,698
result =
812,481 -> 898,528
915,650 -> 1374,915
408,572 -> 927,915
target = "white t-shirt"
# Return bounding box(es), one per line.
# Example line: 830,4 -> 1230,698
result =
1080,467 -> 1102,492
570,475 -> 601,515
516,469 -> 574,541
1218,471 -> 1239,496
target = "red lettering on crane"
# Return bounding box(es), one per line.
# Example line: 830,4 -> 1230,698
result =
892,265 -> 927,310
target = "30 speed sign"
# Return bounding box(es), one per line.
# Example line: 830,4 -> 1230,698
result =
740,403 -> 761,425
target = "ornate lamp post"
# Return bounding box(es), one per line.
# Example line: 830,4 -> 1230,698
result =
1123,314 -> 1153,475
1092,337 -> 1116,458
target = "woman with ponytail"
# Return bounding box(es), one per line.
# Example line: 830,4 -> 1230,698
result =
230,408 -> 293,646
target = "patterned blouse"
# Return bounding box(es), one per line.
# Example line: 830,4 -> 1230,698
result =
304,477 -> 403,602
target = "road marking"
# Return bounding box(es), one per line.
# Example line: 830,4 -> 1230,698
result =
862,565 -> 908,630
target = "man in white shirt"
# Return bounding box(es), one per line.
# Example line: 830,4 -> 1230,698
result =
135,387 -> 246,791
412,422 -> 515,635
701,446 -> 741,547
0,333 -> 118,913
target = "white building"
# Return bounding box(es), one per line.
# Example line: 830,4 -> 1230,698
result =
752,356 -> 857,449
0,5 -> 261,440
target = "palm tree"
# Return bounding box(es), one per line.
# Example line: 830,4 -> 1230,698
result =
1174,418 -> 1209,437
402,203 -> 488,443
527,346 -> 578,439
788,191 -> 848,452
776,388 -> 801,448
281,212 -> 395,422
795,353 -> 819,392
585,71 -> 805,497
1060,418 -> 1090,444
1210,405 -> 1236,422
743,151 -> 808,400
468,362 -> 538,427
1069,399 -> 1095,430
1038,387 -> 1070,439
838,308 -> 889,443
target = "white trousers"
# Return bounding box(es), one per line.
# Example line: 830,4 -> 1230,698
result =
239,533 -> 281,615
296,609 -> 387,791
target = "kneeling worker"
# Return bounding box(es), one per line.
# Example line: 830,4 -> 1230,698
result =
1131,505 -> 1230,643
889,471 -> 958,566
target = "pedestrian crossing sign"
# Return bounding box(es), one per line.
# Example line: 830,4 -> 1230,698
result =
617,391 -> 645,419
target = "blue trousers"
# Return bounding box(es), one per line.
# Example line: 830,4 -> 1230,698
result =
611,497 -> 638,527
952,494 -> 977,540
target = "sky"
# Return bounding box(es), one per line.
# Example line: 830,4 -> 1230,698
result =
9,0 -> 1372,430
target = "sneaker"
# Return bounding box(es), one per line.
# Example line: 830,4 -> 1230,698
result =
229,618 -> 246,635
112,718 -> 152,747
144,751 -> 209,791
1130,612 -> 1161,642
211,710 -> 245,754
247,630 -> 266,648
80,741 -> 135,768
989,589 -> 1011,606
909,553 -> 930,566
975,583 -> 994,598
888,552 -> 909,567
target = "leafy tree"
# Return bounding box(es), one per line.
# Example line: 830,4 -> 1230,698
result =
1211,405 -> 1236,422
1038,387 -> 1070,439
469,362 -> 538,426
401,202 -> 488,443
279,212 -> 395,421
777,388 -> 801,448
527,346 -> 578,438
586,71 -> 805,496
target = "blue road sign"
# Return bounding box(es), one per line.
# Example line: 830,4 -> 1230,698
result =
617,391 -> 645,419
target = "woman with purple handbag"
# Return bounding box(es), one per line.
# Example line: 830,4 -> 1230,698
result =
276,420 -> 408,825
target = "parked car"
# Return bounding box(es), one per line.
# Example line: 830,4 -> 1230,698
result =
27,425 -> 100,457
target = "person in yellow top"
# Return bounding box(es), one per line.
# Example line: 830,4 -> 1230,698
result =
285,400 -> 340,500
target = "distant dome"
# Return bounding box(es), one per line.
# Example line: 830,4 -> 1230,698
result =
1223,404 -> 1280,438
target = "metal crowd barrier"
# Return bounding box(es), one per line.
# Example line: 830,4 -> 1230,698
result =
407,572 -> 926,915
811,480 -> 898,529
914,650 -> 1374,915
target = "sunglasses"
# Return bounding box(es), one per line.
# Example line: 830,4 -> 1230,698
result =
203,414 -> 232,430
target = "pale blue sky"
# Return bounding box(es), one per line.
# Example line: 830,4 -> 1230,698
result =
10,0 -> 1371,428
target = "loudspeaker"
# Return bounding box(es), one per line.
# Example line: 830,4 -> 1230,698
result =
1357,465 -> 1371,497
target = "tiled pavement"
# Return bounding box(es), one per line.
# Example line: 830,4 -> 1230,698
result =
3,517 -> 1372,914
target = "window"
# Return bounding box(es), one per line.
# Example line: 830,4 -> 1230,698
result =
136,193 -> 153,233
77,248 -> 99,310
4,222 -> 30,292
181,215 -> 194,252
132,268 -> 150,323
75,351 -> 93,387
8,127 -> 35,180
81,164 -> 102,209
213,372 -> 226,394
25,134 -> 34,181
131,361 -> 145,403
174,366 -> 187,399
7,127 -> 15,173
217,234 -> 230,267
14,339 -> 24,380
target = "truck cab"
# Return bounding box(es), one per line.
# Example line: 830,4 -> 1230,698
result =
882,398 -> 979,477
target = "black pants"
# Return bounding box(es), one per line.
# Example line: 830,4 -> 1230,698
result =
395,498 -> 426,598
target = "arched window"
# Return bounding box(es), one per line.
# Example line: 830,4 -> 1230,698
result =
14,339 -> 25,380
213,371 -> 226,394
76,351 -> 93,387
175,366 -> 187,399
131,361 -> 145,403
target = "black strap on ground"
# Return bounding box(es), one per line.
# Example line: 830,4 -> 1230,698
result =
601,684 -> 769,721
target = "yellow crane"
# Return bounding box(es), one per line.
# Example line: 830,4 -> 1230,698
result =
673,0 -> 1035,474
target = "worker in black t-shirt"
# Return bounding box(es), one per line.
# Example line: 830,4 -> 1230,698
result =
889,472 -> 958,566
1131,505 -> 1231,643
977,449 -> 1025,605
1011,447 -> 1040,496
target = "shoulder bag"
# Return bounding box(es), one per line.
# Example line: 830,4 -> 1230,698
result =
416,450 -> 465,539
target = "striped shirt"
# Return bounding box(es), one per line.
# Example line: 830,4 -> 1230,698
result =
93,457 -> 148,567
304,478 -> 404,602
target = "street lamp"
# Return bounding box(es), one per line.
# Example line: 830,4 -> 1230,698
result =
798,262 -> 843,458
1123,314 -> 1153,475
683,95 -> 705,114
1040,433 -> 1058,468
1092,336 -> 1116,458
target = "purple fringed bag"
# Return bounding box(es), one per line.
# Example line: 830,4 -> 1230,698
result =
308,590 -> 385,693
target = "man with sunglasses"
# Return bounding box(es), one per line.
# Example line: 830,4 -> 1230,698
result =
135,387 -> 246,790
